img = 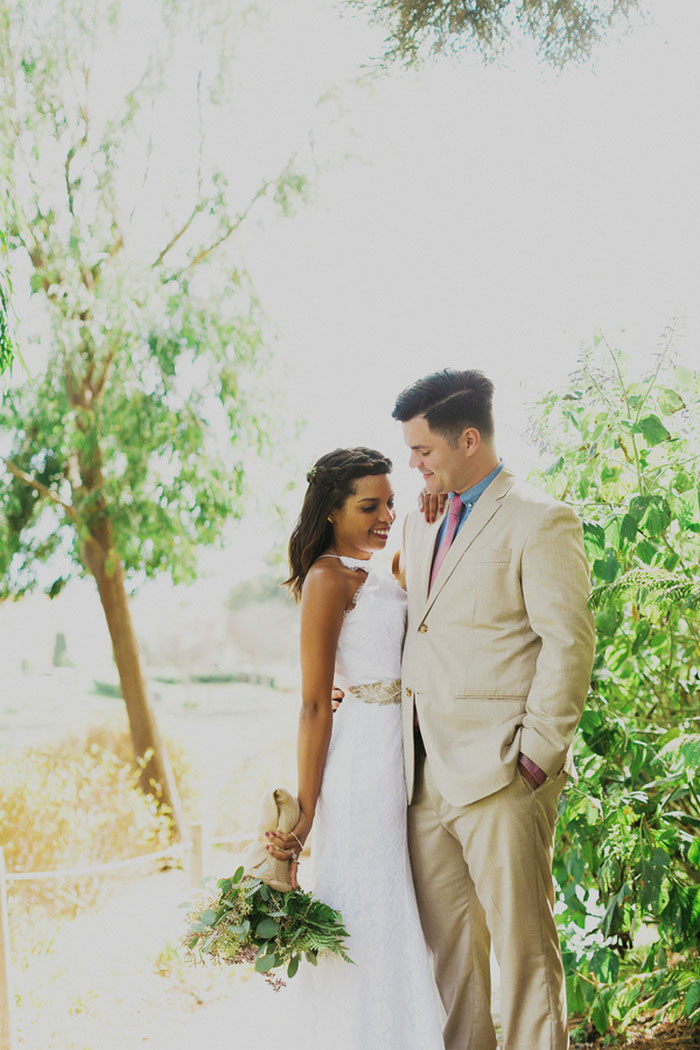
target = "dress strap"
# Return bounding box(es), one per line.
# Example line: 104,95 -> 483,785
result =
316,553 -> 371,571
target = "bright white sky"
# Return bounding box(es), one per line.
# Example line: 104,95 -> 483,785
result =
8,0 -> 700,588
214,0 -> 700,579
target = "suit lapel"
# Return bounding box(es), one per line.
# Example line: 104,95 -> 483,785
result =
421,468 -> 515,618
418,514 -> 444,604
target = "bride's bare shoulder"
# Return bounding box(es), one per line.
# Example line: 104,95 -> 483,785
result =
303,556 -> 346,595
302,556 -> 358,612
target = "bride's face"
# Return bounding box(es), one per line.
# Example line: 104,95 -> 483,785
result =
330,474 -> 396,560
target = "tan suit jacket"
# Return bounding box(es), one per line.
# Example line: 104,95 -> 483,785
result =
401,467 -> 596,806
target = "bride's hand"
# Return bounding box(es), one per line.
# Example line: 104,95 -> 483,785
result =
266,812 -> 312,891
418,489 -> 447,523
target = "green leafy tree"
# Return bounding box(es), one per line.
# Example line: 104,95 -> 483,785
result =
530,332 -> 700,1036
0,231 -> 16,375
0,0 -> 307,835
350,0 -> 642,66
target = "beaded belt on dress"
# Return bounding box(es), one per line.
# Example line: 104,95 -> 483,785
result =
347,678 -> 401,706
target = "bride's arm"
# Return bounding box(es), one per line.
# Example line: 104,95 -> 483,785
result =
296,567 -> 346,832
267,564 -> 346,887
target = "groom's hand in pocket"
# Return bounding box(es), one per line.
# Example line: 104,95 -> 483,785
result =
517,752 -> 547,790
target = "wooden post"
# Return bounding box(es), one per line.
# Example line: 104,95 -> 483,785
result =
189,822 -> 204,887
0,848 -> 15,1050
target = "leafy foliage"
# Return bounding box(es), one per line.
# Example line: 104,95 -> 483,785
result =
185,867 -> 352,989
0,0 -> 305,598
0,231 -> 17,375
350,0 -> 642,67
0,0 -> 309,824
590,568 -> 700,615
530,331 -> 700,1035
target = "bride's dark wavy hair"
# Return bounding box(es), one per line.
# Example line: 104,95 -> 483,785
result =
285,447 -> 393,601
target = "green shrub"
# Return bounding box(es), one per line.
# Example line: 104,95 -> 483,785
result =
531,335 -> 700,1036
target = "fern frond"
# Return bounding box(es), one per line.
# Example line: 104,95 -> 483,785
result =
590,568 -> 700,613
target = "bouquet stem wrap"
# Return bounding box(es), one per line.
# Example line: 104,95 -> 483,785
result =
241,787 -> 301,893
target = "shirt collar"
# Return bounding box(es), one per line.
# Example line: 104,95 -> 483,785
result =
452,461 -> 504,509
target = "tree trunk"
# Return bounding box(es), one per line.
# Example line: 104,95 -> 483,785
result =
83,527 -> 186,840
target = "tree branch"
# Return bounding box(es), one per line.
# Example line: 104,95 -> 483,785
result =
153,199 -> 206,267
3,459 -> 77,519
65,86 -> 90,218
168,178 -> 272,280
87,227 -> 124,291
152,64 -> 208,269
65,144 -> 78,217
92,347 -> 115,401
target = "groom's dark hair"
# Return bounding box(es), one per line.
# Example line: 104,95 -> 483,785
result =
392,369 -> 495,444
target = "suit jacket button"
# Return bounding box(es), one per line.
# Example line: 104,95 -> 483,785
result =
418,623 -> 428,633
406,688 -> 413,698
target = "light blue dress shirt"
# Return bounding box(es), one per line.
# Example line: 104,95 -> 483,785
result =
436,461 -> 504,545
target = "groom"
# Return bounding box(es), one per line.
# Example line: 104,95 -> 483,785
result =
394,370 -> 595,1050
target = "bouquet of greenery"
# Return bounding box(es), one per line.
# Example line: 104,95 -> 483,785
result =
184,865 -> 352,990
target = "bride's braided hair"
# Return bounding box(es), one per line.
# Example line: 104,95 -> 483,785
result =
285,447 -> 392,601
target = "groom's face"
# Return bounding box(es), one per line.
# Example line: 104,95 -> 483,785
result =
402,415 -> 471,495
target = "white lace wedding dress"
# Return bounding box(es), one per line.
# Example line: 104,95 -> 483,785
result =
288,555 -> 445,1050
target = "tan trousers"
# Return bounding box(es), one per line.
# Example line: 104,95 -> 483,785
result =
408,745 -> 569,1050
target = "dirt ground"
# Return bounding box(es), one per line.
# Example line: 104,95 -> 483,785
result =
11,862 -> 697,1050
11,869 -> 278,1050
573,1022 -> 700,1049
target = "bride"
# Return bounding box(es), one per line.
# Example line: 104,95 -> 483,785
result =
268,446 -> 445,1050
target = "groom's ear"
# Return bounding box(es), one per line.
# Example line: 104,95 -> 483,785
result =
460,426 -> 482,455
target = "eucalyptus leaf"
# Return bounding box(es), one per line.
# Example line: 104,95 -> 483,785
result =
591,990 -> 612,1036
635,539 -> 658,564
637,414 -> 671,445
684,980 -> 700,1017
619,513 -> 638,545
639,848 -> 669,911
583,520 -> 606,554
593,548 -> 619,583
256,918 -> 280,939
255,953 -> 278,973
644,497 -> 672,537
657,387 -> 685,415
628,495 -> 650,521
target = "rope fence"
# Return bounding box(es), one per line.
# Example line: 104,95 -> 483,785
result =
0,822 -> 255,1050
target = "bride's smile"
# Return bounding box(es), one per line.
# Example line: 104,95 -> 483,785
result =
328,474 -> 396,560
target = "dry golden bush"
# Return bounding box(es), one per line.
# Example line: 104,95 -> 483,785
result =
0,724 -> 194,920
